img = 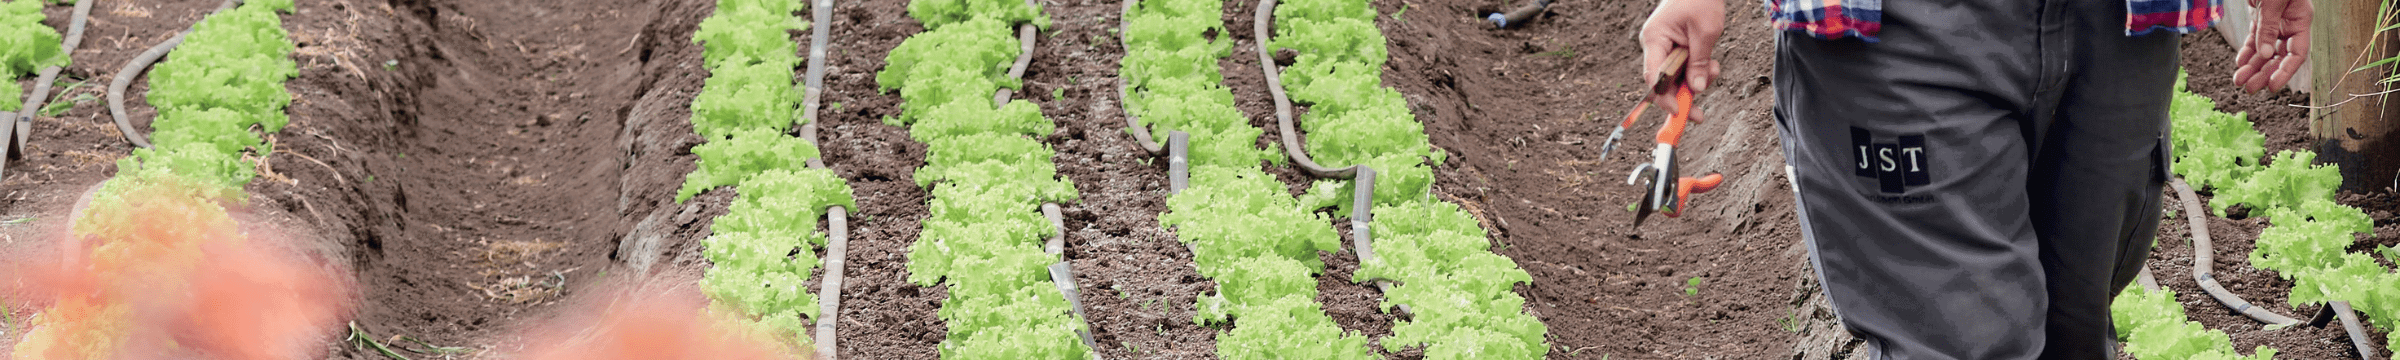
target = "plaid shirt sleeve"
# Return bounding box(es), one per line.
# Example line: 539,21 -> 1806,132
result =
1765,0 -> 1884,42
1764,0 -> 2223,42
2127,0 -> 2223,35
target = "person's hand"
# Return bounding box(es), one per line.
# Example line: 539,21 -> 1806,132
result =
1639,0 -> 1724,122
2234,0 -> 2311,92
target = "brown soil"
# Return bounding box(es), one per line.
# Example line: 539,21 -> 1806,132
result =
1029,0 -> 1226,356
807,0 -> 944,358
1359,0 -> 1802,358
0,0 -> 735,356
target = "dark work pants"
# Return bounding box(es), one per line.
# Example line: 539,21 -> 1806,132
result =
1771,0 -> 2177,359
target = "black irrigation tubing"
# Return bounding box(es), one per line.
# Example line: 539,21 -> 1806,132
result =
2168,177 -> 2309,327
4,0 -> 96,171
796,0 -> 846,357
986,4 -> 1101,354
1251,0 -> 1354,179
108,0 -> 245,150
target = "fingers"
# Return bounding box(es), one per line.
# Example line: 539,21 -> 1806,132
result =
1638,7 -> 1678,95
2235,0 -> 2314,92
1640,34 -> 1671,92
1685,29 -> 1721,93
2255,0 -> 2290,36
1687,96 -> 1707,124
2271,31 -> 2310,90
2236,5 -> 2275,92
1638,31 -> 1672,110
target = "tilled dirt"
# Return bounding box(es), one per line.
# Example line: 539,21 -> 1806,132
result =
9,0 -> 744,356
277,0 -> 717,356
1361,0 -> 1803,358
803,0 -> 945,358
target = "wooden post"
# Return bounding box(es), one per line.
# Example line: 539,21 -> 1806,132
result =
2311,0 -> 2400,192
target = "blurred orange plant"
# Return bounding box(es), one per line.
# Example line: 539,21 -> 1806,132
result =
7,171 -> 348,360
511,277 -> 801,360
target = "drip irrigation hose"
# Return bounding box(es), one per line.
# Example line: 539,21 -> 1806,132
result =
988,14 -> 1037,107
1484,0 -> 1550,28
2135,266 -> 2160,292
2170,177 -> 2308,326
108,0 -> 245,150
1347,167 -> 1409,317
1116,0 -> 1164,156
1253,0 -> 1355,179
812,206 -> 847,358
1039,203 -> 1100,353
1253,0 -> 1404,318
795,0 -> 845,357
983,7 -> 1100,356
2332,301 -> 2379,360
1166,131 -> 1188,193
5,0 -> 97,166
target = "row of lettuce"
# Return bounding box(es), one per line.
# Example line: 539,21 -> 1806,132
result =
884,0 -> 1094,358
18,0 -> 310,357
1124,0 -> 1380,358
1273,0 -> 1549,357
1,0 -> 67,112
2107,72 -> 2387,359
683,0 -> 856,348
2168,70 -> 2397,353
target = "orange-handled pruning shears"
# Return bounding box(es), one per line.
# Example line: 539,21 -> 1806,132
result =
1608,48 -> 1725,229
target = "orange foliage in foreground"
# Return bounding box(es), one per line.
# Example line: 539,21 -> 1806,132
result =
512,279 -> 801,360
6,177 -> 349,360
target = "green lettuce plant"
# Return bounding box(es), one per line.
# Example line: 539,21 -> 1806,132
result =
0,0 -> 67,111
2110,286 -> 2278,360
678,127 -> 819,201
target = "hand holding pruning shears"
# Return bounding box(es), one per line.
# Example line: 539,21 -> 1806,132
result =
1609,48 -> 1724,228
1609,0 -> 1729,229
1638,0 -> 1722,123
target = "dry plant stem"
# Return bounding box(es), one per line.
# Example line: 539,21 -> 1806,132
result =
275,148 -> 345,185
